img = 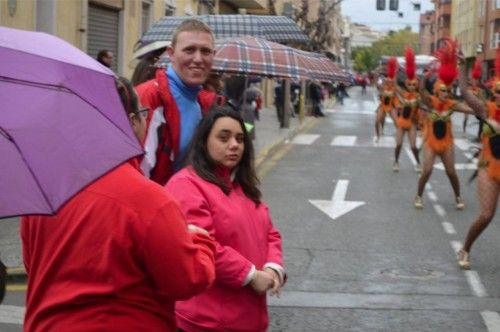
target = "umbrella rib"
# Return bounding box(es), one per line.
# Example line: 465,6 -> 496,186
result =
0,76 -> 71,93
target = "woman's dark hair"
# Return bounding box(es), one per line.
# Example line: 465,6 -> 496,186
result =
115,76 -> 139,116
188,106 -> 261,205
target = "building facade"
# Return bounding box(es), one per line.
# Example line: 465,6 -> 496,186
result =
0,0 -> 272,77
419,10 -> 434,55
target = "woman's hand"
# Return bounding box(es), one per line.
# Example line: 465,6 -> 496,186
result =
264,267 -> 283,297
250,270 -> 275,294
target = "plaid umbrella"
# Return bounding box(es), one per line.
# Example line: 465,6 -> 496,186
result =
157,36 -> 347,82
295,50 -> 350,83
212,37 -> 308,81
140,15 -> 309,45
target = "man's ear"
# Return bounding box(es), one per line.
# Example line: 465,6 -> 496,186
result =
166,46 -> 174,57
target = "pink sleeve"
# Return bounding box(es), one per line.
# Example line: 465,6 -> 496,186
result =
262,204 -> 285,269
139,198 -> 216,300
166,176 -> 254,289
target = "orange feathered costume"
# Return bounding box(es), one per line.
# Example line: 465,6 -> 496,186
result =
480,49 -> 500,182
397,47 -> 419,129
424,39 -> 458,154
380,57 -> 398,113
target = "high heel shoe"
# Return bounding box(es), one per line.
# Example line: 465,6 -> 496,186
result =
456,196 -> 464,210
457,249 -> 470,270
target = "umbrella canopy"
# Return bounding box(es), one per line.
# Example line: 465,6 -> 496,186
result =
0,26 -> 143,218
212,36 -> 308,81
139,15 -> 309,47
157,36 -> 346,82
295,50 -> 349,83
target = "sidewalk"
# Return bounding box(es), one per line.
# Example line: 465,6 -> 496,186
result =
0,106 -> 314,281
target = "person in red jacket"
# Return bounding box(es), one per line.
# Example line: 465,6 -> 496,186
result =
198,72 -> 226,114
21,77 -> 216,332
166,106 -> 286,332
136,19 -> 215,185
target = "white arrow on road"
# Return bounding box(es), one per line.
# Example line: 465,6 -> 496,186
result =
309,179 -> 365,220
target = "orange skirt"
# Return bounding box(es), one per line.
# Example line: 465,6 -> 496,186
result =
482,137 -> 500,182
424,119 -> 453,154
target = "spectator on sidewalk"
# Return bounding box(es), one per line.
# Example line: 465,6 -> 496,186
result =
96,49 -> 113,68
131,47 -> 166,86
21,77 -> 216,331
136,19 -> 215,185
166,106 -> 286,332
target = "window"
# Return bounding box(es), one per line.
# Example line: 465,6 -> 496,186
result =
497,0 -> 500,9
141,1 -> 152,35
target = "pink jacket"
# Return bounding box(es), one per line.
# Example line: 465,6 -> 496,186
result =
165,167 -> 285,332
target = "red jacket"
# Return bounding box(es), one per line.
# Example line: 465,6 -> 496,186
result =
198,89 -> 226,114
166,167 -> 285,332
136,71 -> 212,185
136,69 -> 181,185
21,163 -> 215,332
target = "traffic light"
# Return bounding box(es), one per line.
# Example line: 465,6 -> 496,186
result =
389,0 -> 399,11
376,0 -> 386,10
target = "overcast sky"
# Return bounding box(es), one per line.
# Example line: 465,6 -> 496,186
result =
340,0 -> 434,32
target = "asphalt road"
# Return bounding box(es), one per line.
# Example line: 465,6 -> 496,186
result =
263,86 -> 500,331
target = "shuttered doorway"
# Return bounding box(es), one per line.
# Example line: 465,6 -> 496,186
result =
88,3 -> 119,72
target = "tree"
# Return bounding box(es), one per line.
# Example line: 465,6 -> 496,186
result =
293,0 -> 343,52
371,27 -> 419,56
352,47 -> 379,72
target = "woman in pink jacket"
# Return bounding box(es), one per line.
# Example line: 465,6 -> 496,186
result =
166,106 -> 286,332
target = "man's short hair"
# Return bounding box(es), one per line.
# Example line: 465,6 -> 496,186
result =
171,19 -> 214,47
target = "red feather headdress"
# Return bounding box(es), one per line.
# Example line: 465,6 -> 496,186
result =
386,57 -> 397,79
405,47 -> 416,81
472,58 -> 481,80
436,38 -> 458,87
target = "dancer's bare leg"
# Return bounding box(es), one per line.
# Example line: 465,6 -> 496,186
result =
440,146 -> 461,198
463,170 -> 500,252
417,145 -> 436,197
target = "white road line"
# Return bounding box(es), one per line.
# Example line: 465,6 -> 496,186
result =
481,311 -> 500,332
454,138 -> 474,151
404,147 -> 418,166
433,204 -> 447,218
465,270 -> 488,297
0,305 -> 24,325
450,240 -> 463,253
427,191 -> 438,202
331,135 -> 357,146
291,134 -> 320,145
442,221 -> 456,234
425,183 -> 433,190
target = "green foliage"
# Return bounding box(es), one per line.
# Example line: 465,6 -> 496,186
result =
352,47 -> 379,72
352,28 -> 420,72
372,27 -> 419,56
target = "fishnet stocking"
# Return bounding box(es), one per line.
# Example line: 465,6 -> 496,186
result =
463,169 -> 500,252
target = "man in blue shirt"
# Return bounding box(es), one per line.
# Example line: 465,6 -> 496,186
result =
137,19 -> 215,184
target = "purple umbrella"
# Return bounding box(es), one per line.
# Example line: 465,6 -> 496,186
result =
0,26 -> 143,218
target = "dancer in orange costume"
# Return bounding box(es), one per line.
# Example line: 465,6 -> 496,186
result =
375,57 -> 398,142
456,49 -> 500,269
414,39 -> 472,209
392,47 -> 421,172
462,59 -> 486,138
